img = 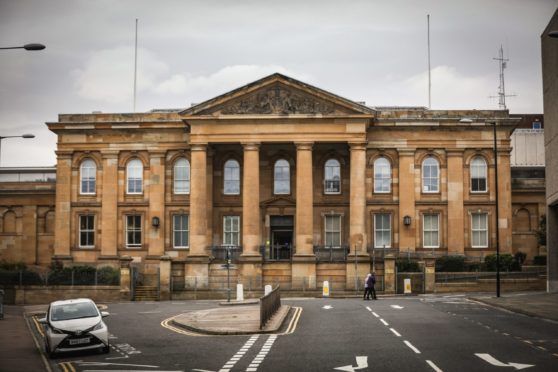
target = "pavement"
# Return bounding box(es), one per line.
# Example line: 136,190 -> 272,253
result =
1,291 -> 557,372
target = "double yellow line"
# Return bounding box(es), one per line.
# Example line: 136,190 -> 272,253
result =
58,362 -> 76,372
282,306 -> 302,335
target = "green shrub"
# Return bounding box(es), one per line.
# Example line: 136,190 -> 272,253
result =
0,260 -> 27,271
533,255 -> 547,265
396,260 -> 421,272
0,268 -> 43,285
435,256 -> 466,272
483,253 -> 521,272
97,266 -> 120,285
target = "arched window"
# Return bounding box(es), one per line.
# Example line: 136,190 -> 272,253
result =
174,158 -> 190,194
127,159 -> 143,194
374,157 -> 391,193
470,157 -> 487,192
3,211 -> 16,233
324,159 -> 341,194
422,157 -> 439,193
80,159 -> 96,194
224,159 -> 240,195
274,159 -> 290,194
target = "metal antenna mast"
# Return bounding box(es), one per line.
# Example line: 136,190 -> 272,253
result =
491,45 -> 515,110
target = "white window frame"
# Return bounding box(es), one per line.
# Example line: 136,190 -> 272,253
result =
125,215 -> 142,248
471,213 -> 489,248
374,157 -> 391,193
274,159 -> 290,195
223,216 -> 240,246
126,159 -> 143,195
224,160 -> 240,195
173,214 -> 189,249
324,215 -> 342,248
470,157 -> 488,193
324,158 -> 341,194
422,157 -> 439,193
80,159 -> 96,195
79,215 -> 95,248
174,158 -> 190,194
422,213 -> 440,248
374,213 -> 391,248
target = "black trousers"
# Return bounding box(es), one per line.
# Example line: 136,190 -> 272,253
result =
369,285 -> 377,299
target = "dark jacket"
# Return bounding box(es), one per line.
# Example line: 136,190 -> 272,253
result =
366,275 -> 375,287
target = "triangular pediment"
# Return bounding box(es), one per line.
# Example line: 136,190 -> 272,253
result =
180,73 -> 375,117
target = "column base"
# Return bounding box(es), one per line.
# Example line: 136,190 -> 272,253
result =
184,256 -> 210,289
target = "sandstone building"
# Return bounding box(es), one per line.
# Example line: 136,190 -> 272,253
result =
1,73 -> 540,290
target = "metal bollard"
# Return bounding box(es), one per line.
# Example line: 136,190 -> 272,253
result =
0,289 -> 4,320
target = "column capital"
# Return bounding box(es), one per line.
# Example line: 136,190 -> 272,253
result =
191,144 -> 207,152
349,141 -> 367,151
242,142 -> 260,151
295,141 -> 314,151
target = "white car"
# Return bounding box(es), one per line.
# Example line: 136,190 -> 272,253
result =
39,298 -> 110,357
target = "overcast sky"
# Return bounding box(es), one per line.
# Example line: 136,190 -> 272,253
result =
0,0 -> 556,167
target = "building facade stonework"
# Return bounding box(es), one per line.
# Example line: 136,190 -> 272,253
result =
1,74 -> 526,290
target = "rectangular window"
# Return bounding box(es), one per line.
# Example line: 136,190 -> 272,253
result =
79,215 -> 95,248
126,215 -> 142,248
324,215 -> 342,247
471,213 -> 488,248
223,216 -> 240,246
173,214 -> 189,248
374,214 -> 391,248
423,214 -> 439,248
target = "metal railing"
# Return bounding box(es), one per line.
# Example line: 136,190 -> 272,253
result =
435,270 -> 546,283
314,246 -> 350,262
260,286 -> 281,329
211,246 -> 242,262
260,245 -> 293,262
0,267 -> 120,287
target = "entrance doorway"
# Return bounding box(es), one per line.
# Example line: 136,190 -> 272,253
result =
270,216 -> 293,260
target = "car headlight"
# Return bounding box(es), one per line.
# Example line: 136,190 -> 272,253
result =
92,321 -> 104,331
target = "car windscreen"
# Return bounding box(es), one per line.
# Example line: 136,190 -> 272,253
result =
50,302 -> 99,321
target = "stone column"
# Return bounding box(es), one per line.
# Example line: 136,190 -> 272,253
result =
186,144 -> 210,289
100,151 -> 119,259
384,254 -> 396,294
424,255 -> 436,293
147,152 -> 166,257
349,142 -> 368,254
447,150 -> 464,254
119,256 -> 133,301
53,151 -> 73,262
293,142 -> 316,289
398,150 -> 416,251
240,143 -> 262,287
496,149 -> 513,253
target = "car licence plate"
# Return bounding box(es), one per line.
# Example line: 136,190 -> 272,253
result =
69,337 -> 90,345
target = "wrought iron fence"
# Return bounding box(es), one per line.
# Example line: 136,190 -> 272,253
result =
210,245 -> 242,262
260,286 -> 281,329
0,266 -> 120,287
314,246 -> 350,262
435,270 -> 546,283
260,245 -> 293,262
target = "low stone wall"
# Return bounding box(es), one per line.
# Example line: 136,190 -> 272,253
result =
435,277 -> 546,293
14,286 -> 122,305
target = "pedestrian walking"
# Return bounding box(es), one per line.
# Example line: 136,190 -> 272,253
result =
363,273 -> 371,300
369,272 -> 377,300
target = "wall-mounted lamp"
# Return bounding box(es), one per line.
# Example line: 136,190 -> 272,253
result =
403,215 -> 412,226
152,216 -> 160,228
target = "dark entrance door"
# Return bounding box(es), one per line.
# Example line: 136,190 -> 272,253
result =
270,216 -> 293,260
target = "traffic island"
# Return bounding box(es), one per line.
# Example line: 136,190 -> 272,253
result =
171,304 -> 291,335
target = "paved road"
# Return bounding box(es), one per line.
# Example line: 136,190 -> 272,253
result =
28,296 -> 558,372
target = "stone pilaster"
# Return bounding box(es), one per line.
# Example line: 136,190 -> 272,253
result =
148,151 -> 166,257
100,151 -> 119,258
424,255 -> 436,293
496,148 -> 513,253
159,255 -> 172,301
447,150 -> 464,254
398,149 -> 416,251
21,206 -> 38,264
241,143 -> 261,258
53,151 -> 72,261
384,254 -> 396,294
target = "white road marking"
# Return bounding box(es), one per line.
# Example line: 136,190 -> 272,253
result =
390,305 -> 404,309
372,312 -> 379,318
218,335 -> 259,372
380,318 -> 389,326
389,328 -> 401,337
404,340 -> 421,354
426,360 -> 443,372
323,305 -> 333,310
365,306 -> 372,311
244,335 -> 278,371
334,356 -> 368,372
475,353 -> 534,370
78,362 -> 158,367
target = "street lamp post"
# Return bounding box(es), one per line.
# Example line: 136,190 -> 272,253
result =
0,134 -> 35,166
0,43 -> 45,51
